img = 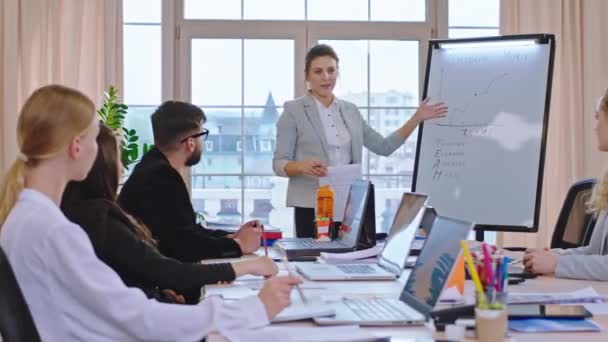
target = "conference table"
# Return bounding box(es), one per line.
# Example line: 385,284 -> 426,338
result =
205,248 -> 608,341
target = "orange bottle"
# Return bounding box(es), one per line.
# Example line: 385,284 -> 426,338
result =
315,185 -> 334,238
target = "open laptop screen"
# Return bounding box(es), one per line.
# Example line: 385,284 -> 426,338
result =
399,216 -> 473,318
377,193 -> 428,275
338,180 -> 370,248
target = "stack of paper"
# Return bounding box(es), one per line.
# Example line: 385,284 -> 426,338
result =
319,245 -> 382,264
224,325 -> 392,342
509,287 -> 607,305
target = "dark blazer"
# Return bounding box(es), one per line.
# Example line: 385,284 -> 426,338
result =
62,199 -> 236,303
118,148 -> 242,262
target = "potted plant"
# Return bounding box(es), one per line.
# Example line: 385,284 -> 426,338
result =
97,86 -> 153,170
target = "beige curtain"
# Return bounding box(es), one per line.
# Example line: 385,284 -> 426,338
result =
0,0 -> 123,174
498,0 -> 608,248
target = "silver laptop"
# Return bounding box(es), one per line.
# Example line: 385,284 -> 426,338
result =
314,216 -> 473,326
276,180 -> 370,257
296,192 -> 428,280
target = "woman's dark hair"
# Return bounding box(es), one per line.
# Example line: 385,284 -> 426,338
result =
305,44 -> 340,75
63,124 -> 156,246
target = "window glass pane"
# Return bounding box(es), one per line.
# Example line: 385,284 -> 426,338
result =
195,108 -> 242,174
244,0 -> 304,20
368,108 -> 417,174
124,25 -> 161,105
319,40 -> 368,107
244,107 -> 280,173
124,0 -> 161,23
192,39 -> 241,106
244,176 -> 294,235
244,40 -> 294,106
368,175 -> 412,233
370,40 -> 419,105
449,0 -> 499,27
449,28 -> 500,39
191,176 -> 243,225
123,106 -> 155,149
307,0 -> 368,21
184,0 -> 241,20
370,0 -> 426,22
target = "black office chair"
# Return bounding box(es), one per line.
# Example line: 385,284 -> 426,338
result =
550,178 -> 597,249
506,178 -> 597,251
0,246 -> 41,342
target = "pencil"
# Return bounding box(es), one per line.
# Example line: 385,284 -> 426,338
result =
460,240 -> 488,307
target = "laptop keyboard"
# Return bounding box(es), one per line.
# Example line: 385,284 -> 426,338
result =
286,240 -> 343,248
344,298 -> 416,321
337,264 -> 377,274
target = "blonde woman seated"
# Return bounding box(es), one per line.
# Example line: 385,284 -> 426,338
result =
524,89 -> 608,281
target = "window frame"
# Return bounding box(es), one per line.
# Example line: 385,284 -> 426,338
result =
152,0 -> 460,227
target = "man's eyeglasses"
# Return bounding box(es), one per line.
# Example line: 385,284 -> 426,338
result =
180,128 -> 209,143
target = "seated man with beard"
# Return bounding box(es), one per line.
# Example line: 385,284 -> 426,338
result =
119,101 -> 262,262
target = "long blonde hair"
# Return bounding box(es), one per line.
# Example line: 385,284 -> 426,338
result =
0,85 -> 96,228
588,88 -> 608,213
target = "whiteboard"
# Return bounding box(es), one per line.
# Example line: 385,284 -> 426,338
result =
413,35 -> 554,231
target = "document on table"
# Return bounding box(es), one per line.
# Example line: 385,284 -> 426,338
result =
319,244 -> 382,264
318,164 -> 362,221
509,286 -> 607,304
225,325 -> 393,342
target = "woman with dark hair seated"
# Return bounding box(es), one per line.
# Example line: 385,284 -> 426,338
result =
62,124 -> 278,303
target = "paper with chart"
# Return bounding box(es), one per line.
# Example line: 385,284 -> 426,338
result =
416,40 -> 552,229
319,164 -> 362,221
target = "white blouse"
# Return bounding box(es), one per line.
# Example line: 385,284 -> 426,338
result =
314,96 -> 353,166
0,189 -> 268,341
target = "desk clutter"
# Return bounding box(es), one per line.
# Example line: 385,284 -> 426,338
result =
208,186 -> 606,340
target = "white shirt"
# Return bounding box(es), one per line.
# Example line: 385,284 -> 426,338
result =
314,96 -> 353,166
0,189 -> 268,341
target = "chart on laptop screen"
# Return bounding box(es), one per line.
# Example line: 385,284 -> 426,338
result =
403,217 -> 471,307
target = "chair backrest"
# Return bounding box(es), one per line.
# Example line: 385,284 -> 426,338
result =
551,178 -> 597,249
0,246 -> 41,342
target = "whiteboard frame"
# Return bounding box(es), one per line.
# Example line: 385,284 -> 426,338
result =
412,34 -> 556,233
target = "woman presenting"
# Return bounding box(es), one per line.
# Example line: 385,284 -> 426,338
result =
273,44 -> 448,237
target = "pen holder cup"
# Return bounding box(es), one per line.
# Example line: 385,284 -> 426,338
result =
475,308 -> 508,342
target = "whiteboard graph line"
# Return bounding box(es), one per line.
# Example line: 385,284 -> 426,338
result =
434,71 -> 509,127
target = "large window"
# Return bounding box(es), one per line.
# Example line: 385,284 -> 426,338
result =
123,0 -> 500,236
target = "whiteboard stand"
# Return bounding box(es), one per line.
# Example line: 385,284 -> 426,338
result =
413,34 -> 556,241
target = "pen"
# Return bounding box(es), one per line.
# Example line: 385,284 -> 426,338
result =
481,243 -> 494,290
280,252 -> 307,304
261,223 -> 268,257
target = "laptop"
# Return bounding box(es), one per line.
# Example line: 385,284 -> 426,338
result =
314,215 -> 473,326
296,192 -> 428,280
276,180 -> 371,258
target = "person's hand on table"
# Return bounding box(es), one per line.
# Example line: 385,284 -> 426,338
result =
523,249 -> 559,275
258,275 -> 302,320
233,257 -> 278,277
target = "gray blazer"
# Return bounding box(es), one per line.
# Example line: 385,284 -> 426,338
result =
273,93 -> 406,208
553,210 -> 608,281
